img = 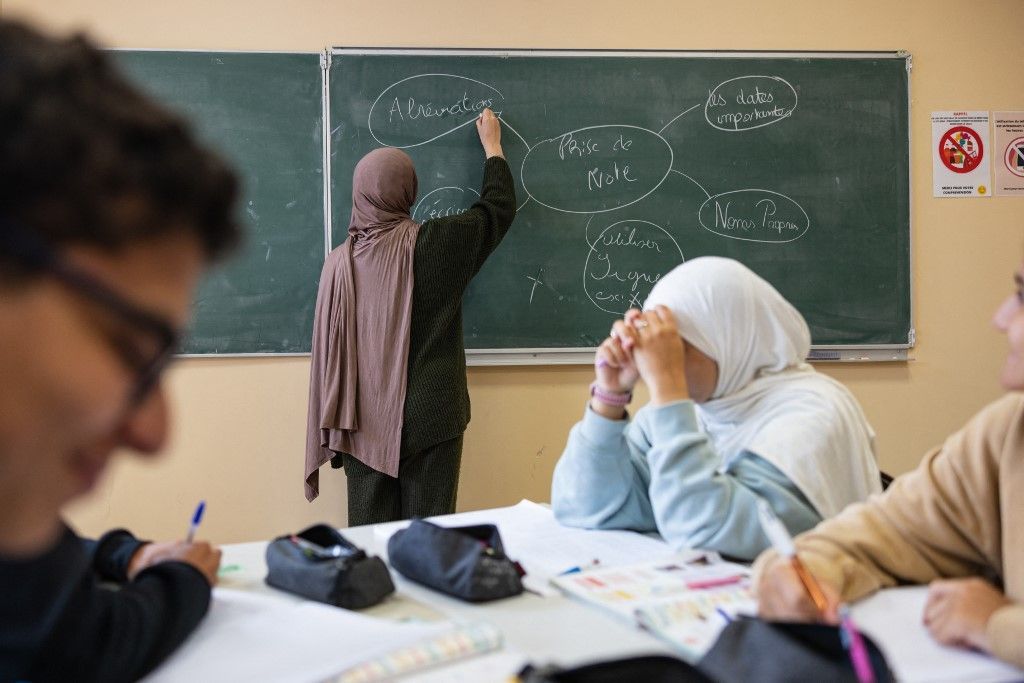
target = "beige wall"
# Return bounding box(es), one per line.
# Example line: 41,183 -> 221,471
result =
5,0 -> 1022,543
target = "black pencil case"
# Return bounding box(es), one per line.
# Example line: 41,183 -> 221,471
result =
698,616 -> 895,682
387,519 -> 524,602
517,656 -> 711,682
265,523 -> 394,609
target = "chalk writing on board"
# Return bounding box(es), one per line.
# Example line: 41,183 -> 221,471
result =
369,74 -> 504,148
583,220 -> 684,315
698,189 -> 809,243
705,75 -> 798,132
365,71 -> 809,316
412,186 -> 480,223
521,125 -> 674,214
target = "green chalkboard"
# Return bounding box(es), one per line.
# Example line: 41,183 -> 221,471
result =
329,49 -> 911,351
115,51 -> 325,354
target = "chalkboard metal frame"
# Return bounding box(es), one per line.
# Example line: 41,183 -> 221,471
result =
331,47 -> 913,364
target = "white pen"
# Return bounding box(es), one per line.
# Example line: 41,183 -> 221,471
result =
756,498 -> 829,613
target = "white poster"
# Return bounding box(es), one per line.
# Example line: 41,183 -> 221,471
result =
994,111 -> 1024,196
932,111 -> 991,197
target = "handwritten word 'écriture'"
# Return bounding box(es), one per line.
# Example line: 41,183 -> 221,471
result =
388,92 -> 493,122
421,205 -> 469,221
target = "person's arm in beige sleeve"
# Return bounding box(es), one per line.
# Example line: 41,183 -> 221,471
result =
762,395 -> 1012,595
755,394 -> 1024,665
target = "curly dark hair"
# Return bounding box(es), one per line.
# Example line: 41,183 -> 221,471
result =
0,20 -> 240,270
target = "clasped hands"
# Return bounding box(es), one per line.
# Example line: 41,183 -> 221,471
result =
592,305 -> 690,418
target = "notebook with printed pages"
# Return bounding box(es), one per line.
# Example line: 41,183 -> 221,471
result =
550,554 -> 757,661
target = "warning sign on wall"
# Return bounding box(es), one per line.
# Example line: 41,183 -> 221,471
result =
932,111 -> 991,197
994,111 -> 1024,196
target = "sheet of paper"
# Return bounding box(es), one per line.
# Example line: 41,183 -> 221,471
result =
143,589 -> 447,683
851,586 -> 1024,683
373,500 -> 682,596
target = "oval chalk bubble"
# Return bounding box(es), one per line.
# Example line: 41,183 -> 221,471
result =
698,189 -> 809,243
369,74 -> 504,148
411,185 -> 480,224
584,219 -> 684,315
521,125 -> 674,214
704,75 -> 798,132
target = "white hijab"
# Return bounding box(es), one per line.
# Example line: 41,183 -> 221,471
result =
644,257 -> 881,518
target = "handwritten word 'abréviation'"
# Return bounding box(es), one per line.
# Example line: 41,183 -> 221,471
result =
388,92 -> 493,122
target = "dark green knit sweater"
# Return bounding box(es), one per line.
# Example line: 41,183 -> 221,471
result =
330,157 -> 515,470
399,156 -> 516,454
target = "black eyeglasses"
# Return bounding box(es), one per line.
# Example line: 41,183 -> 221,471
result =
0,218 -> 180,405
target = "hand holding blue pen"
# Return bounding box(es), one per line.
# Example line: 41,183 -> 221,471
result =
186,500 -> 205,543
125,501 -> 220,585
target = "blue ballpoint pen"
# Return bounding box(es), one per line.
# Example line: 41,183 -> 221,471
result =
558,559 -> 601,576
186,500 -> 206,543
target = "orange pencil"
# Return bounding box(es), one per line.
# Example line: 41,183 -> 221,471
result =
757,498 -> 829,614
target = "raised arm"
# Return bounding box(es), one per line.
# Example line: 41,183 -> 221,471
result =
415,108 -> 517,288
552,326 -> 654,532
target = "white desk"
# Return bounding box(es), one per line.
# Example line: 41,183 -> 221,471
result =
217,523 -> 674,675
204,504 -> 1023,683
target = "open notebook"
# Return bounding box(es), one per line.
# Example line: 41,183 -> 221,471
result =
143,589 -> 501,683
851,586 -> 1024,683
550,554 -> 757,661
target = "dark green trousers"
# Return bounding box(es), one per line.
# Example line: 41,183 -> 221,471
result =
341,435 -> 463,526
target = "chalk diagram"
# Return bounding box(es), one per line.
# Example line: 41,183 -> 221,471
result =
369,73 -> 809,317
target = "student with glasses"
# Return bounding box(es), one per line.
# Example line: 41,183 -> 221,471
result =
0,20 -> 240,682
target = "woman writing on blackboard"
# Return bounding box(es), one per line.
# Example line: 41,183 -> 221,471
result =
551,257 -> 881,561
306,108 -> 516,525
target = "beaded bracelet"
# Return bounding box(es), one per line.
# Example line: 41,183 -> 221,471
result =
589,381 -> 632,407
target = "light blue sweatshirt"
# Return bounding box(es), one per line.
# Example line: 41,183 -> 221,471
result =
551,399 -> 821,561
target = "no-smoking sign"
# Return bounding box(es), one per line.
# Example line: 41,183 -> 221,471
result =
939,125 -> 984,173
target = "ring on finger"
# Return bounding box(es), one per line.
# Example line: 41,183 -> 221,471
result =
634,320 -> 649,330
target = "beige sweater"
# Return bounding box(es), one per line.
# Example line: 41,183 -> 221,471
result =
754,393 -> 1024,669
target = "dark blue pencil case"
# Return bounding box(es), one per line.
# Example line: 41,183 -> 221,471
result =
265,523 -> 394,609
387,519 -> 524,602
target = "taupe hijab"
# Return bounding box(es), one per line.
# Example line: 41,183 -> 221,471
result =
305,148 -> 420,500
